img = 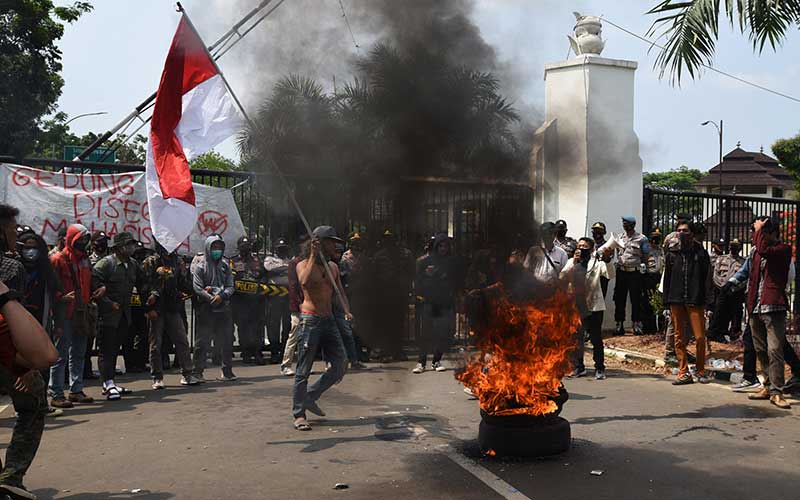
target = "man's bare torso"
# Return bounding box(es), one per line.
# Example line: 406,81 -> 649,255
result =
297,258 -> 337,317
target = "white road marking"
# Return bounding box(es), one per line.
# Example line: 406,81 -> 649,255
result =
443,449 -> 533,500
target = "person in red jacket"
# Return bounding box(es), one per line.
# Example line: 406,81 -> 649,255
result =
746,217 -> 793,409
48,224 -> 97,408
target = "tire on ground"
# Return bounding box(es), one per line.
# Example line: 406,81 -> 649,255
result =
478,416 -> 570,457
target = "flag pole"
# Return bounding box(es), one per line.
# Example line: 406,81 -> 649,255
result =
176,3 -> 351,313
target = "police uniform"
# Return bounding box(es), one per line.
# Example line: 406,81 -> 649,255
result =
708,249 -> 746,339
641,230 -> 665,334
230,236 -> 267,365
263,239 -> 291,364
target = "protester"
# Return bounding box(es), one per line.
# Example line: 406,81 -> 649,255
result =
48,227 -> 67,258
192,234 -> 237,382
280,237 -> 308,377
89,231 -> 109,266
142,244 -> 198,389
553,219 -> 578,257
708,239 -> 745,341
230,235 -> 268,365
264,238 -> 291,364
124,241 -> 151,374
641,228 -> 664,334
93,232 -> 143,400
332,242 -> 363,370
590,221 -> 612,297
561,237 -> 614,379
413,233 -> 460,374
523,222 -> 568,285
48,224 -> 97,407
292,226 -> 350,431
339,232 -> 370,366
371,230 -> 414,361
598,216 -> 650,336
662,214 -> 693,362
663,222 -> 712,385
743,218 -> 792,409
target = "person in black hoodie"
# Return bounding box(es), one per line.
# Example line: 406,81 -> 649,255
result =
663,222 -> 713,386
413,234 -> 461,374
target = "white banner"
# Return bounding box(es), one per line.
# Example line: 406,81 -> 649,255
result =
0,163 -> 245,255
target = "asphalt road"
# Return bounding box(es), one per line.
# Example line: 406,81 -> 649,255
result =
2,357 -> 798,500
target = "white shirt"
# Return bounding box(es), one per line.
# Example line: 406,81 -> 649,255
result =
560,257 -> 615,312
523,245 -> 568,284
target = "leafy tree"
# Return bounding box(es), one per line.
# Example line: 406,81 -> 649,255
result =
190,150 -> 238,171
0,1 -> 93,157
647,0 -> 800,83
772,131 -> 800,191
643,166 -> 704,190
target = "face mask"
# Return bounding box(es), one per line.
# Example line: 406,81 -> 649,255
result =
22,248 -> 40,262
623,224 -> 634,232
239,245 -> 251,255
679,233 -> 693,245
74,238 -> 89,252
556,230 -> 567,238
579,248 -> 592,262
94,243 -> 107,254
211,249 -> 224,261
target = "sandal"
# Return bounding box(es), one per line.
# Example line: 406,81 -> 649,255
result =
293,418 -> 311,431
105,386 -> 121,401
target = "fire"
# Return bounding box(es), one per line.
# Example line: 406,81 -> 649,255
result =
456,284 -> 581,416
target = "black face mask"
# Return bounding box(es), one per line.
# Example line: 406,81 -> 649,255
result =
579,248 -> 592,262
679,233 -> 693,246
74,238 -> 89,253
239,245 -> 252,256
556,230 -> 567,238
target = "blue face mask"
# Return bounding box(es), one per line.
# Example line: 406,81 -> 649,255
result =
211,249 -> 224,261
22,248 -> 40,262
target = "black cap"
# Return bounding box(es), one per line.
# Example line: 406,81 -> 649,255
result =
555,219 -> 567,230
111,232 -> 135,248
274,237 -> 289,248
312,226 -> 344,243
91,231 -> 108,243
540,221 -> 556,233
237,235 -> 251,247
714,238 -> 726,246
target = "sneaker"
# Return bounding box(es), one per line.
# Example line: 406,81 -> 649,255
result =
568,368 -> 588,378
731,379 -> 762,392
412,363 -> 425,374
615,322 -> 625,336
595,370 -> 606,380
0,484 -> 36,500
180,375 -> 200,386
633,322 -> 644,336
696,374 -> 712,384
50,398 -> 73,409
281,367 -> 295,377
463,387 -> 478,400
152,379 -> 165,390
783,375 -> 800,392
67,392 -> 94,404
193,374 -> 207,384
46,407 -> 63,417
432,361 -> 446,372
304,400 -> 326,417
216,372 -> 238,382
672,373 -> 694,386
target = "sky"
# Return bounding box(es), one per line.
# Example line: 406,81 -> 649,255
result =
54,0 -> 800,173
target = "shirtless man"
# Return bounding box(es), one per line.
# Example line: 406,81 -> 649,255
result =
292,226 -> 352,431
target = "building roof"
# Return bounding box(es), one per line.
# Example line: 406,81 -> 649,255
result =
694,147 -> 794,189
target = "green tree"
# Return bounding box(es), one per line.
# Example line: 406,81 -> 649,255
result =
190,150 -> 238,171
647,0 -> 800,83
644,166 -> 704,190
0,1 -> 93,157
772,131 -> 800,191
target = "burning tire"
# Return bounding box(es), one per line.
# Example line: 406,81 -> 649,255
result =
478,416 -> 570,457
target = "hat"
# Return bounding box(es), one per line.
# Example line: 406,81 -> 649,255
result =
621,216 -> 636,224
540,221 -> 556,233
312,226 -> 344,243
730,238 -> 741,245
111,232 -> 135,248
237,235 -> 251,247
714,238 -> 726,246
555,219 -> 567,230
91,231 -> 108,243
274,238 -> 289,248
650,228 -> 662,237
591,222 -> 607,232
349,232 -> 362,241
381,228 -> 396,239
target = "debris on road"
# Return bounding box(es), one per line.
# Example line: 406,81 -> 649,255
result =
591,470 -> 604,476
333,483 -> 349,490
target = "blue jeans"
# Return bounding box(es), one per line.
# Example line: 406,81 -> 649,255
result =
292,314 -> 347,418
48,319 -> 88,399
334,312 -> 358,363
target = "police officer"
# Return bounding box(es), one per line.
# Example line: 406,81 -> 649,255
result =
264,238 -> 291,364
554,219 -> 578,257
641,228 -> 665,334
709,238 -> 746,341
231,235 -> 268,365
598,216 -> 650,336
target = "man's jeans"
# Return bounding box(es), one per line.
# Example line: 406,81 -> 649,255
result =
48,319 -> 87,399
292,314 -> 347,419
335,312 -> 358,364
149,311 -> 193,379
750,312 -> 788,395
193,308 -> 234,377
574,311 -> 605,372
417,303 -> 454,366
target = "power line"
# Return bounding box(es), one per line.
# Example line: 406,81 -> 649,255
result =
338,0 -> 360,52
602,17 -> 800,105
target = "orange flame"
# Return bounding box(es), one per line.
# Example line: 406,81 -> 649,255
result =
456,284 -> 581,417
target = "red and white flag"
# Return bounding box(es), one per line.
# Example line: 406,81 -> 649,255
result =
146,16 -> 243,253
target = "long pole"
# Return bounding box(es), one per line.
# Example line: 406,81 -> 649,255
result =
718,120 -> 723,196
77,0 -> 284,161
177,3 -> 350,312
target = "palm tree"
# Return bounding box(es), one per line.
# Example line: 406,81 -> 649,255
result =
648,0 -> 800,83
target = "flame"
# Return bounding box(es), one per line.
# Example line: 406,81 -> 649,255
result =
456,284 -> 581,417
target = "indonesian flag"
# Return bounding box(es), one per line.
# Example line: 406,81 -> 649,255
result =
146,16 -> 243,253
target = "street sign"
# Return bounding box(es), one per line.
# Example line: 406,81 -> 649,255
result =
63,145 -> 116,163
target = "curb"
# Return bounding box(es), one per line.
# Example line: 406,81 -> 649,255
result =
588,346 -> 738,384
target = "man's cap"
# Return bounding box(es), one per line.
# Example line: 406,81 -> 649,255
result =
730,238 -> 742,246
237,235 -> 251,247
274,238 -> 289,248
349,232 -> 362,241
650,228 -> 662,237
312,226 -> 344,243
714,238 -> 727,246
16,225 -> 34,237
111,232 -> 135,248
540,221 -> 556,232
591,221 -> 607,232
381,228 -> 396,239
91,231 -> 108,243
622,216 -> 636,224
555,219 -> 567,229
